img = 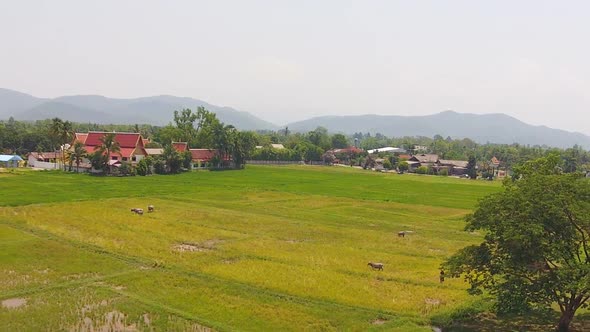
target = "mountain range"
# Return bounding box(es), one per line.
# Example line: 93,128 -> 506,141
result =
286,112 -> 590,149
0,88 -> 277,131
1,88 -> 589,149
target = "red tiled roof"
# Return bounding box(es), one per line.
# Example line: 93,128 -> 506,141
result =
82,132 -> 141,148
142,139 -> 150,146
83,146 -> 144,159
189,149 -> 230,161
75,133 -> 88,144
83,145 -> 98,154
398,154 -> 411,160
75,132 -> 146,159
118,148 -> 137,158
172,142 -> 188,152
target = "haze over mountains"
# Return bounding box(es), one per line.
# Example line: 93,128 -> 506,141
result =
1,88 -> 589,149
286,112 -> 590,149
0,88 -> 277,131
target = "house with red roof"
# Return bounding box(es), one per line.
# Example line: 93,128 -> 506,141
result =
189,149 -> 231,169
172,142 -> 188,153
74,132 -> 148,165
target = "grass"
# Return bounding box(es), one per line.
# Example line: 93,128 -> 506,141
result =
0,165 -> 504,331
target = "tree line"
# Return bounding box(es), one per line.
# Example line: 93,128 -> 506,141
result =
1,115 -> 590,174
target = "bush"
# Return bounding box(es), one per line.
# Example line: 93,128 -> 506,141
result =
382,159 -> 392,170
398,161 -> 409,173
439,168 -> 449,176
136,158 -> 150,176
153,159 -> 166,174
416,166 -> 428,174
118,161 -> 135,176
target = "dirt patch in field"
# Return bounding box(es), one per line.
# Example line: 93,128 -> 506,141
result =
2,298 -> 26,309
372,318 -> 388,325
173,239 -> 223,252
425,298 -> 441,305
284,239 -> 305,244
222,257 -> 240,264
173,243 -> 211,252
142,313 -> 151,326
75,310 -> 138,331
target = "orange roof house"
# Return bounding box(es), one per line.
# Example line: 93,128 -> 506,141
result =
172,142 -> 188,153
74,132 -> 147,162
189,149 -> 232,168
75,133 -> 88,144
490,156 -> 501,167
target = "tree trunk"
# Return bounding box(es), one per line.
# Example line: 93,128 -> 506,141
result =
556,309 -> 575,332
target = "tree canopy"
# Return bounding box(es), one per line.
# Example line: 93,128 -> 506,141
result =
444,154 -> 590,331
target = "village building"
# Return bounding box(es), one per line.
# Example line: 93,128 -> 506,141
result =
75,132 -> 148,165
145,148 -> 164,157
255,144 -> 285,149
27,152 -> 61,169
172,142 -> 188,153
189,149 -> 230,169
437,159 -> 469,176
0,155 -> 23,168
408,154 -> 439,170
367,147 -> 406,154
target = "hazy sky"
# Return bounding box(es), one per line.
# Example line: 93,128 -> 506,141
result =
1,1 -> 589,133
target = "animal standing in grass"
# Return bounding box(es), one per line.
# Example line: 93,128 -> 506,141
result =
148,205 -> 155,213
131,208 -> 144,215
398,231 -> 406,237
368,262 -> 384,271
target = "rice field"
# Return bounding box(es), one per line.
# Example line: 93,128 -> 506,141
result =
0,166 -> 500,331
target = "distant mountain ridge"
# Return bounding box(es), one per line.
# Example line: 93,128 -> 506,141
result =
0,88 -> 278,130
286,111 -> 590,149
1,88 -> 589,149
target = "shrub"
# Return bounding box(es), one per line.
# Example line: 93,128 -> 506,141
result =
416,166 -> 428,174
118,162 -> 135,176
382,159 -> 392,170
439,168 -> 449,176
153,159 -> 166,174
398,161 -> 409,173
136,158 -> 150,176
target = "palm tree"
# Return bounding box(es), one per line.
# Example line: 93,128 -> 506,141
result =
50,118 -> 74,171
71,141 -> 87,173
98,133 -> 120,174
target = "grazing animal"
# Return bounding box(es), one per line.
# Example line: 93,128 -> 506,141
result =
368,262 -> 384,271
398,231 -> 406,237
148,205 -> 154,213
134,208 -> 144,215
131,208 -> 138,212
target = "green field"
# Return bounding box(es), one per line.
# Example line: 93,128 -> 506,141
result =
0,166 -> 501,331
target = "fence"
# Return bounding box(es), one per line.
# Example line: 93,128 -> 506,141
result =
30,161 -> 61,170
246,160 -> 323,165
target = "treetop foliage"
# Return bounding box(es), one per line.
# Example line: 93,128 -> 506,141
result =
444,155 -> 590,330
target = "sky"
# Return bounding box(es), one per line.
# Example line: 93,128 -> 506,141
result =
1,1 -> 589,133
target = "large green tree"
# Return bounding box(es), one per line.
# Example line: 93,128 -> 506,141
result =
173,108 -> 198,143
331,134 -> 349,149
444,154 -> 590,331
161,145 -> 183,174
231,131 -> 258,169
